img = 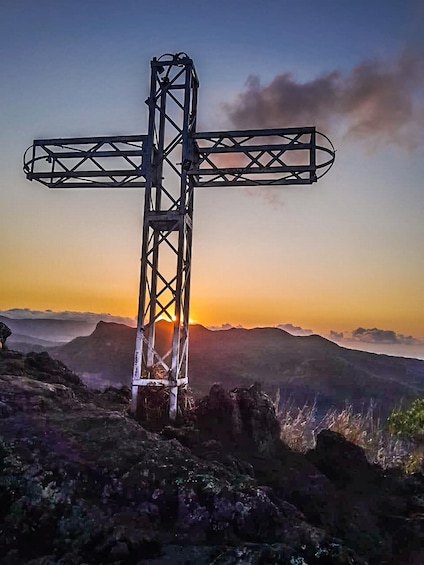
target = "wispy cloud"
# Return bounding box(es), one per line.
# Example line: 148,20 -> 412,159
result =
0,308 -> 136,326
206,322 -> 314,336
329,330 -> 344,341
207,323 -> 244,331
224,49 -> 424,151
275,323 -> 313,336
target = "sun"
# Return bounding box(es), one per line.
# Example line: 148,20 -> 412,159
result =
156,313 -> 176,322
156,313 -> 198,324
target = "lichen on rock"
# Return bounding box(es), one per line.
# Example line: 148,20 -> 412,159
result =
0,349 -> 423,564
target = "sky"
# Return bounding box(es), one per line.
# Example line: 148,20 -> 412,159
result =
1,0 -> 423,358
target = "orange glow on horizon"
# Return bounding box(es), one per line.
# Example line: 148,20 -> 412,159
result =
156,313 -> 176,323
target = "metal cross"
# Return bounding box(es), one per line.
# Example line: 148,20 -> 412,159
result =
23,53 -> 335,420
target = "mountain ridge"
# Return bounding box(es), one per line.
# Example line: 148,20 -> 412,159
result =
50,321 -> 424,417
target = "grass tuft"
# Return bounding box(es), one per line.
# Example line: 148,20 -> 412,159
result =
276,399 -> 415,470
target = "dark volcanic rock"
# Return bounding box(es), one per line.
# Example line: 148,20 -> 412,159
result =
307,429 -> 381,486
0,321 -> 12,349
195,382 -> 281,456
24,350 -> 85,388
0,348 -> 423,564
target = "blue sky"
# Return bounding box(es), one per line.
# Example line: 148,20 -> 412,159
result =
1,0 -> 423,357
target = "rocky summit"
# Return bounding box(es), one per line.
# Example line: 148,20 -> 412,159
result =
0,348 -> 424,564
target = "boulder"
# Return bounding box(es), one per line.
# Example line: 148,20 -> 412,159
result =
306,429 -> 381,487
25,351 -> 84,388
0,321 -> 12,349
195,382 -> 281,456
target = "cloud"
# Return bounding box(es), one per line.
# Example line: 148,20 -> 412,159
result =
224,49 -> 424,151
0,308 -> 136,326
207,323 -> 244,331
275,323 -> 313,336
351,327 -> 420,345
329,330 -> 344,341
327,327 -> 422,346
207,322 -> 314,335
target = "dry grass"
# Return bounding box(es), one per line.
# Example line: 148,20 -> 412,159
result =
276,398 -> 412,469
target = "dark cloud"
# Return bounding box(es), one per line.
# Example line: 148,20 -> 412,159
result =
276,323 -> 313,336
225,49 -> 424,150
329,330 -> 344,341
0,309 -> 135,326
351,327 -> 419,345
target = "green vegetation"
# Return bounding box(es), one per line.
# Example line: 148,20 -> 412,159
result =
388,398 -> 424,440
387,398 -> 424,473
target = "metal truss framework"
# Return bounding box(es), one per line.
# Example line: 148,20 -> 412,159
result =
130,54 -> 198,420
192,128 -> 334,187
23,53 -> 335,420
23,136 -> 148,188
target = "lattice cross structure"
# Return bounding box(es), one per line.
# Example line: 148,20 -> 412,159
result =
23,53 -> 335,420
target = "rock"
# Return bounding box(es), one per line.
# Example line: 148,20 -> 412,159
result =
0,400 -> 13,418
24,351 -> 85,388
0,350 -> 423,565
0,322 -> 12,349
195,382 -> 280,456
161,424 -> 200,447
101,386 -> 131,404
306,429 -> 380,486
109,540 -> 130,559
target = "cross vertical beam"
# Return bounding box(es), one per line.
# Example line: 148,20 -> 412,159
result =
130,53 -> 199,419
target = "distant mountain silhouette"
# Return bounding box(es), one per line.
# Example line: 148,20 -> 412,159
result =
0,315 -> 96,347
51,321 -> 424,417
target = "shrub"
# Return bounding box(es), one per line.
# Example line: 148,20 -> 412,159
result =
388,399 -> 424,442
387,399 -> 424,473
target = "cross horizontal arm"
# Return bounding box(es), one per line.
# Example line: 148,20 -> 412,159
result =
23,135 -> 149,189
190,128 -> 335,187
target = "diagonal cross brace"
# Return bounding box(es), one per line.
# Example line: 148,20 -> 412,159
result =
191,128 -> 334,186
24,135 -> 149,188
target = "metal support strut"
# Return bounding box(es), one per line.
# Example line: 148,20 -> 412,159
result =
131,54 -> 198,420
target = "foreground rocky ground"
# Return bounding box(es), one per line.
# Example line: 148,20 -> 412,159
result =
0,349 -> 423,564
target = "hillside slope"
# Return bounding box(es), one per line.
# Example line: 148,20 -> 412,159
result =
52,322 -> 424,417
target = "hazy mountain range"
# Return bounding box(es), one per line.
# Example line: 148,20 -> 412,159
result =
45,320 -> 424,418
3,313 -> 423,417
3,308 -> 423,359
1,314 -> 96,350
